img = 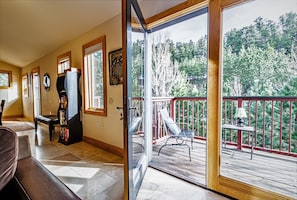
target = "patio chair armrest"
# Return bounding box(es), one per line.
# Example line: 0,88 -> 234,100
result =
176,122 -> 191,129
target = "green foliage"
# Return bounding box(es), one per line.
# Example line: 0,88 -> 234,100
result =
132,39 -> 144,97
131,12 -> 297,153
224,12 -> 297,55
94,51 -> 103,97
223,45 -> 292,96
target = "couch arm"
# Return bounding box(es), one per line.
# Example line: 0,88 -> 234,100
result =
17,135 -> 31,160
0,127 -> 18,190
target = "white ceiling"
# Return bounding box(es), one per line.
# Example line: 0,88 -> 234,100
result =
0,0 -> 122,67
0,0 -> 186,68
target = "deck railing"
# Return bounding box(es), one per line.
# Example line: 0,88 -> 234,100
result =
133,96 -> 297,157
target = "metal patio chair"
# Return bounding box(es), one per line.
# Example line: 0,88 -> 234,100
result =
158,108 -> 194,161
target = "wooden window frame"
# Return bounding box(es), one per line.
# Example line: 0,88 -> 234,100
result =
57,51 -> 71,75
0,70 -> 12,89
82,35 -> 107,116
22,73 -> 29,98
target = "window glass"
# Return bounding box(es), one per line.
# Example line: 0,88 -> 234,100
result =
82,35 -> 107,116
221,0 -> 297,198
0,70 -> 12,88
57,51 -> 71,74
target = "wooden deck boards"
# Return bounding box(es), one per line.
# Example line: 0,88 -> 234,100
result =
149,138 -> 297,198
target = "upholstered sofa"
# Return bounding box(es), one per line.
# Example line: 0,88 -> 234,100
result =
0,127 -> 81,200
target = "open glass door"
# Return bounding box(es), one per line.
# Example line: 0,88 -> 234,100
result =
32,71 -> 41,117
123,0 -> 151,199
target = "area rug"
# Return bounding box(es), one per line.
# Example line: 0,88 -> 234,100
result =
2,121 -> 35,132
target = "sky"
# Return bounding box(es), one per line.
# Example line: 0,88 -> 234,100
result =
155,0 -> 297,43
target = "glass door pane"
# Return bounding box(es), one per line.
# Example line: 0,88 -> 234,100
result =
32,72 -> 41,117
125,2 -> 149,199
148,9 -> 208,186
221,0 -> 297,198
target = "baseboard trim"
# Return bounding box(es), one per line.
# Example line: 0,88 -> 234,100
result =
3,114 -> 23,119
83,136 -> 124,157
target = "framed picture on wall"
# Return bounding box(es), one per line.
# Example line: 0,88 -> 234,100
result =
22,74 -> 29,98
109,48 -> 123,85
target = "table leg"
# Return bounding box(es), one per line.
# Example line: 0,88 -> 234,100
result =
237,130 -> 242,150
34,118 -> 37,132
49,123 -> 53,141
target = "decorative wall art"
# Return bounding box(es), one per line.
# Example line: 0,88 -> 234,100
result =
43,73 -> 51,91
109,48 -> 123,85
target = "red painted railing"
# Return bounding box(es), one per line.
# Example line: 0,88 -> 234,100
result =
133,96 -> 297,157
220,96 -> 297,156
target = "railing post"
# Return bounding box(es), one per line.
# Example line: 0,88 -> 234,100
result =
171,98 -> 175,120
237,97 -> 243,150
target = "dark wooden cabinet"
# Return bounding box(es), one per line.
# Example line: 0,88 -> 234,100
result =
56,69 -> 82,145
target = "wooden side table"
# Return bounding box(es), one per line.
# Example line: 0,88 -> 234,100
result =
34,115 -> 59,141
222,124 -> 255,159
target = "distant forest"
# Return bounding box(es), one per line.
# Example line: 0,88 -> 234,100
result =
131,12 -> 297,152
132,12 -> 297,98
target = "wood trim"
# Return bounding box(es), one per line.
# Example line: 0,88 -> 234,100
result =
145,0 -> 209,30
220,0 -> 247,9
31,67 -> 41,118
84,109 -> 108,116
82,35 -> 107,117
57,51 -> 72,75
0,70 -> 12,88
209,0 -> 295,199
31,66 -> 40,74
83,136 -> 124,157
143,0 -> 245,30
122,0 -> 129,199
21,73 -> 29,98
3,114 -> 24,119
218,176 -> 295,200
207,0 -> 222,191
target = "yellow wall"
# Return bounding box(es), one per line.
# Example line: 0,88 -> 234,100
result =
22,14 -> 124,149
0,61 -> 23,118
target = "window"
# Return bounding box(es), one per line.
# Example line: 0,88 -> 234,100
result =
57,51 -> 71,75
82,35 -> 107,116
22,74 -> 29,98
0,70 -> 12,88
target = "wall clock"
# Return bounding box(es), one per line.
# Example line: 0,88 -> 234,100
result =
43,73 -> 51,91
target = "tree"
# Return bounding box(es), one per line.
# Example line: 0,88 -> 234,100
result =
151,33 -> 191,97
223,45 -> 293,96
279,12 -> 297,55
132,39 -> 144,97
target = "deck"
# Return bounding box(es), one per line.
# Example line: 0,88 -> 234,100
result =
149,138 -> 297,199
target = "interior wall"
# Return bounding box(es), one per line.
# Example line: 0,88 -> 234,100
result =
22,14 -> 124,149
0,61 -> 23,118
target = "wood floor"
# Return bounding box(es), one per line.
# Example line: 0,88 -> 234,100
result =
150,137 -> 297,199
13,121 -> 231,200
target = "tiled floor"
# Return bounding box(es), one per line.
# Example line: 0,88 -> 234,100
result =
138,168 -> 230,200
15,121 -> 230,200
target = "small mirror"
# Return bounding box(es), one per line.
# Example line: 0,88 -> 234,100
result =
43,73 -> 51,91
